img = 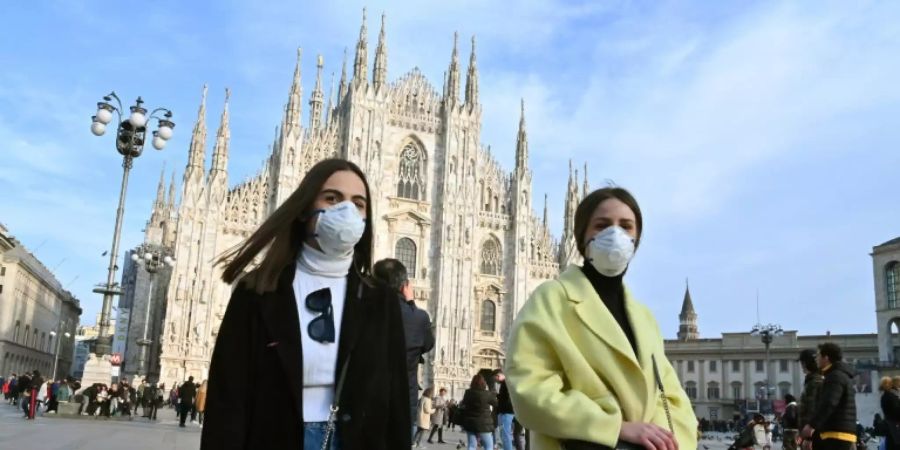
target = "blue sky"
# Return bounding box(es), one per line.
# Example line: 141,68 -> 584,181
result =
1,0 -> 898,338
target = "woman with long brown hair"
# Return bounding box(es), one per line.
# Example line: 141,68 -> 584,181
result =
201,159 -> 410,450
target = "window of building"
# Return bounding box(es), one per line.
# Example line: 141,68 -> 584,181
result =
709,360 -> 717,372
24,325 -> 30,346
397,144 -> 425,200
40,333 -> 45,352
0,285 -> 3,294
754,381 -> 766,399
888,261 -> 900,309
707,382 -> 720,400
394,238 -> 417,279
0,266 -> 5,276
480,239 -> 502,276
756,360 -> 764,372
731,381 -> 743,400
481,300 -> 496,332
47,335 -> 53,353
14,321 -> 20,343
779,382 -> 792,398
780,359 -> 789,373
687,361 -> 695,372
685,381 -> 697,400
732,360 -> 740,372
32,329 -> 38,349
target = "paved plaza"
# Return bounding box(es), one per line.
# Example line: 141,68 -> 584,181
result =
0,400 -> 766,450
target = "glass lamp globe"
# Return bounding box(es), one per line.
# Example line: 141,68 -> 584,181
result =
152,136 -> 166,150
144,252 -> 153,261
129,111 -> 147,127
96,108 -> 113,125
163,255 -> 174,265
130,253 -> 140,262
158,125 -> 173,140
91,121 -> 107,136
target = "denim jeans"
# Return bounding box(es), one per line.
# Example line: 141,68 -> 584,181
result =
498,413 -> 515,450
304,421 -> 341,450
467,432 -> 494,450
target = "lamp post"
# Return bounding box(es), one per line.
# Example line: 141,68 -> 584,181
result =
130,246 -> 175,377
90,93 -> 175,356
750,323 -> 784,405
50,328 -> 72,381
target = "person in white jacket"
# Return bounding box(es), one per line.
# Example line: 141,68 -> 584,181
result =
36,380 -> 51,416
751,414 -> 773,450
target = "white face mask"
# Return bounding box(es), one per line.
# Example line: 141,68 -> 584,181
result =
585,225 -> 636,277
313,200 -> 366,257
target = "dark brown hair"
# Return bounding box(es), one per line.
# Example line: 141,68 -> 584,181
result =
574,187 -> 643,256
218,159 -> 374,293
817,342 -> 843,363
470,374 -> 487,390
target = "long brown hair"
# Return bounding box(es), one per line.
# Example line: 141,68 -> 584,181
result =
219,159 -> 374,293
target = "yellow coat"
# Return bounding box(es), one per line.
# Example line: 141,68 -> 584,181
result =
506,267 -> 698,450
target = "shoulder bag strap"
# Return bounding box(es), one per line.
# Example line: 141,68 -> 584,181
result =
651,354 -> 674,434
321,282 -> 364,450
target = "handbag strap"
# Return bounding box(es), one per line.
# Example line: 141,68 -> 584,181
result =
651,355 -> 674,434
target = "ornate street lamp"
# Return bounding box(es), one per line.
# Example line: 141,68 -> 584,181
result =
750,323 -> 784,403
50,327 -> 72,380
130,246 -> 175,377
90,92 -> 174,356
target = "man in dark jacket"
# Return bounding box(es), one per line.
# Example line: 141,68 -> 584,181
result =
801,343 -> 858,450
496,370 -> 517,450
799,349 -> 825,438
177,376 -> 197,427
373,258 -> 435,435
784,393 -> 800,450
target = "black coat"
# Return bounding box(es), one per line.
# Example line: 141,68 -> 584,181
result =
179,382 -> 197,403
497,381 -> 514,414
397,295 -> 434,421
200,265 -> 410,450
809,361 -> 857,435
459,388 -> 498,433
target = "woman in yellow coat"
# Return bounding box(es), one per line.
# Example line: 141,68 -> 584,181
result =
506,187 -> 698,450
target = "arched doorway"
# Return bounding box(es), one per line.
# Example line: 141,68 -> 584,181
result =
890,318 -> 900,363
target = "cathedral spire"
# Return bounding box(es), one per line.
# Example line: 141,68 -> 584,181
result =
583,162 -> 589,198
338,48 -> 348,101
154,164 -> 166,211
444,32 -> 460,105
515,99 -> 528,172
373,12 -> 388,91
309,55 -> 325,130
210,88 -> 230,176
465,35 -> 479,107
285,48 -> 303,132
167,170 -> 177,209
352,8 -> 368,89
326,71 -> 335,125
543,193 -> 549,228
185,84 -> 208,176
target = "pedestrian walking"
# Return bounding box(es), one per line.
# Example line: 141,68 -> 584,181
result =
201,159 -> 411,450
505,187 -> 697,450
879,377 -> 900,450
800,343 -> 859,450
459,374 -> 498,450
195,380 -> 207,425
178,376 -> 197,427
784,394 -> 800,450
798,348 -> 825,450
428,388 -> 448,444
496,371 -> 516,450
414,387 -> 435,447
372,257 -> 435,437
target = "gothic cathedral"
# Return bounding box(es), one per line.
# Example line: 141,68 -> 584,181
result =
140,11 -> 589,398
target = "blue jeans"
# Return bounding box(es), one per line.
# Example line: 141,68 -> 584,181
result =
498,413 -> 515,450
304,421 -> 341,450
467,432 -> 493,450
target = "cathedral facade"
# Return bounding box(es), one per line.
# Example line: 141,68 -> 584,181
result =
136,11 -> 588,397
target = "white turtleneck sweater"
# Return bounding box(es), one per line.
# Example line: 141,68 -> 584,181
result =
294,243 -> 351,422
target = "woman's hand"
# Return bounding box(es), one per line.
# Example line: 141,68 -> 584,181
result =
619,422 -> 678,450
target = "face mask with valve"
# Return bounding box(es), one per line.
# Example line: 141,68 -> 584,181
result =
585,225 -> 636,277
312,200 -> 366,258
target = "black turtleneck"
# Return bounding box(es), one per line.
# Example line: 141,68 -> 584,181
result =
581,263 -> 638,356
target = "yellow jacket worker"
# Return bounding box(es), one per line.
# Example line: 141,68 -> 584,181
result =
506,187 -> 697,450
